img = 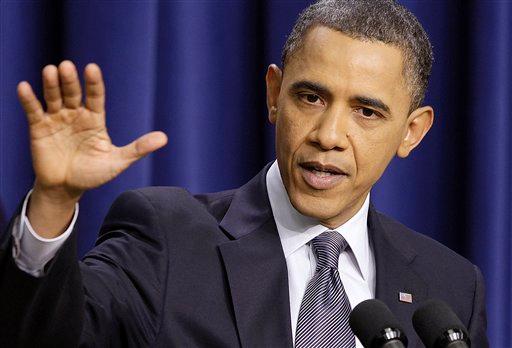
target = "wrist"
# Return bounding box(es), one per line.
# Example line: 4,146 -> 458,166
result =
26,184 -> 81,239
32,181 -> 83,207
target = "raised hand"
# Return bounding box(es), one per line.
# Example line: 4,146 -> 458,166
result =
17,61 -> 168,237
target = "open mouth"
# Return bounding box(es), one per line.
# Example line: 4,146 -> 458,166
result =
299,162 -> 346,176
298,161 -> 348,190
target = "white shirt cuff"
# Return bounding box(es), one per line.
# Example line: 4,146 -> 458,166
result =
12,189 -> 79,277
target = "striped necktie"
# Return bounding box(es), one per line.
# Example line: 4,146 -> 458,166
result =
294,231 -> 356,348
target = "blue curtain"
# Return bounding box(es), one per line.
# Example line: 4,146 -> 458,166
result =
0,1 -> 510,345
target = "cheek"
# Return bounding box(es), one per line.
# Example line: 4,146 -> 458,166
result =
351,128 -> 403,181
275,106 -> 309,158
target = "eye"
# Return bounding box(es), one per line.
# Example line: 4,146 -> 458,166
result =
298,93 -> 324,106
355,107 -> 382,119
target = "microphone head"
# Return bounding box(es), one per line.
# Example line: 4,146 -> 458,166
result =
412,299 -> 470,348
349,299 -> 408,348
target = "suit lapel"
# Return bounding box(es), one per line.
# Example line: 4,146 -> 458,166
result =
218,165 -> 293,348
369,206 -> 427,347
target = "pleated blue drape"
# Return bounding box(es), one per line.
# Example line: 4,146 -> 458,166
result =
1,1 -> 510,345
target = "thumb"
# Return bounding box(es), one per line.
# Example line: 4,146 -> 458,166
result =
119,131 -> 168,163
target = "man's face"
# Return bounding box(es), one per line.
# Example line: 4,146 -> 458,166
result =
266,26 -> 433,228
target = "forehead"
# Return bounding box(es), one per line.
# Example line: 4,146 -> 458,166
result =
283,26 -> 410,112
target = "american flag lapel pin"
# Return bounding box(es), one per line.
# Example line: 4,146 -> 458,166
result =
399,292 -> 413,303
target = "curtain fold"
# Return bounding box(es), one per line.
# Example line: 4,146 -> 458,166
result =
466,1 -> 511,341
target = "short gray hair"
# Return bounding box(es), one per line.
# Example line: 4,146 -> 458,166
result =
282,0 -> 433,111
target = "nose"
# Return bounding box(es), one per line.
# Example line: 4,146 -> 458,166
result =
308,108 -> 350,151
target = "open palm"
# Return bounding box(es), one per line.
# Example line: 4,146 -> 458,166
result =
17,61 -> 167,197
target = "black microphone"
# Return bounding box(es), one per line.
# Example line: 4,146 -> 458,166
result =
349,299 -> 408,348
412,299 -> 471,348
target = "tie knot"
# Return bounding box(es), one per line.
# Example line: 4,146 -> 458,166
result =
311,231 -> 348,269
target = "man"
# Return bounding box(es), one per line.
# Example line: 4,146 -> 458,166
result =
0,0 -> 488,347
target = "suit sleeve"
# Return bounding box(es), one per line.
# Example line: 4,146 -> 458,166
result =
468,265 -> 489,347
0,190 -> 168,347
0,204 -> 84,347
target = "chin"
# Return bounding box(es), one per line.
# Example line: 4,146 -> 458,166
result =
289,191 -> 342,222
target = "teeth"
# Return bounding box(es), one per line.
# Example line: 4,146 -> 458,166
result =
312,169 -> 333,177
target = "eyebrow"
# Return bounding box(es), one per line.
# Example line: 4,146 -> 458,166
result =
289,80 -> 332,98
351,95 -> 391,114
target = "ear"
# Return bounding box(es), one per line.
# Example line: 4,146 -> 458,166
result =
396,106 -> 434,158
265,64 -> 282,124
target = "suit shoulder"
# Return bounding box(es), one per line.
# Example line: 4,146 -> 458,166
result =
101,187 -> 197,230
118,186 -> 236,224
130,186 -> 192,202
108,187 -> 207,223
375,210 -> 475,273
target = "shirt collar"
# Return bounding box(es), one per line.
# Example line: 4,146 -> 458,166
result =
266,160 -> 371,280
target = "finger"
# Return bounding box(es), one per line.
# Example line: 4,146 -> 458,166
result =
119,131 -> 168,162
84,63 -> 105,113
17,81 -> 44,124
42,64 -> 62,113
58,60 -> 82,109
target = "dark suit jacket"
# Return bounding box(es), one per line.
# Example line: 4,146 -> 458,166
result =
0,164 -> 488,347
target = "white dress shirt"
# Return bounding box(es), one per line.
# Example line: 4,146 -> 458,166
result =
14,162 -> 375,347
12,190 -> 78,277
266,161 -> 375,347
